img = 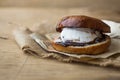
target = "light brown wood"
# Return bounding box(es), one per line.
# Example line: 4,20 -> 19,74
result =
0,7 -> 120,80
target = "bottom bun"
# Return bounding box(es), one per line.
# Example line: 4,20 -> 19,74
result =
52,35 -> 111,55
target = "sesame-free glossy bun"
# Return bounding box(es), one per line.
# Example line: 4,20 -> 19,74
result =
56,15 -> 110,33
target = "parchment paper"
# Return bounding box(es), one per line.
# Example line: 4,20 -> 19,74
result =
13,20 -> 120,68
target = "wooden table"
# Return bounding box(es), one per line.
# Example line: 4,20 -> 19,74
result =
0,8 -> 120,80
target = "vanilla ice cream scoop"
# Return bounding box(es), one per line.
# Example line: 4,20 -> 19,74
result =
60,28 -> 101,43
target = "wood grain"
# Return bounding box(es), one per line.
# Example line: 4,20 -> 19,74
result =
0,8 -> 120,80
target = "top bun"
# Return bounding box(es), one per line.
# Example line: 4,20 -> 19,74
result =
56,15 -> 110,33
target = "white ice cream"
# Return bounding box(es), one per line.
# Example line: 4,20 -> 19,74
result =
60,28 -> 101,43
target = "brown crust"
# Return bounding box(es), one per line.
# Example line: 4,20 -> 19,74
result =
52,35 -> 111,55
56,15 -> 110,33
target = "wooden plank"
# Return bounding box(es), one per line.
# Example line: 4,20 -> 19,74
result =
0,8 -> 120,80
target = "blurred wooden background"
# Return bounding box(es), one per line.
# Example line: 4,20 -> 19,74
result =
0,0 -> 120,80
0,0 -> 120,10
